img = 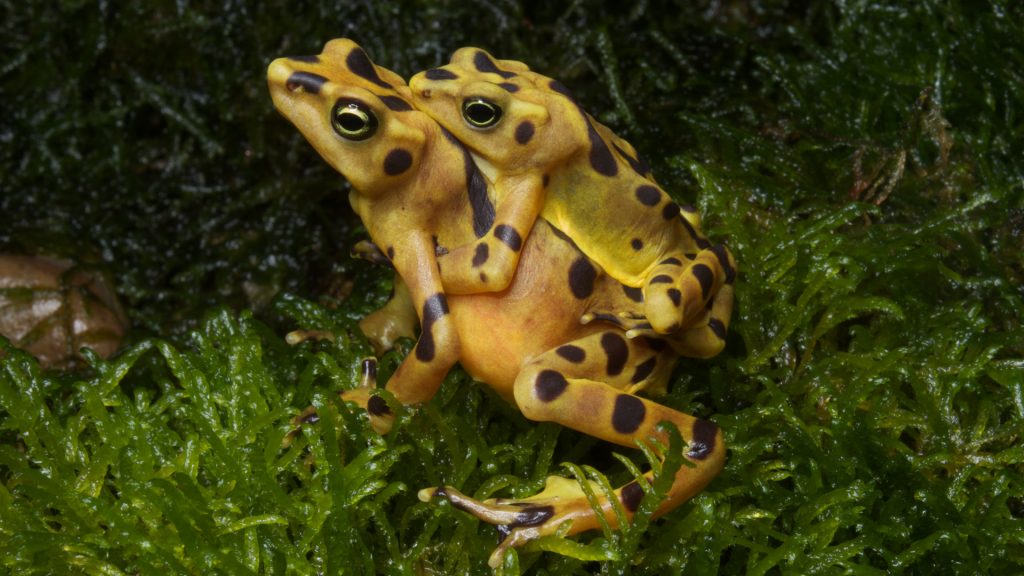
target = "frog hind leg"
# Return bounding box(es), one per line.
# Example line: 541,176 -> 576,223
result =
643,244 -> 736,334
625,270 -> 735,361
285,357 -> 385,446
284,353 -> 413,437
420,331 -> 725,567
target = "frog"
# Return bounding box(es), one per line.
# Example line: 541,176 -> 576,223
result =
268,39 -> 725,567
408,48 -> 736,348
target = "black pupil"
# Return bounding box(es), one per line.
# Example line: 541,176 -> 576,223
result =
338,109 -> 366,133
466,101 -> 496,124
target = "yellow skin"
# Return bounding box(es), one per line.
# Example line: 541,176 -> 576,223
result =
268,39 -> 725,567
409,48 -> 736,342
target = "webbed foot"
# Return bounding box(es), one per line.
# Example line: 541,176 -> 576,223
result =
420,476 -> 610,568
643,244 -> 736,334
285,358 -> 395,442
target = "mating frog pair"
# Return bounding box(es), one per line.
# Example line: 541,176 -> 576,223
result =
268,39 -> 733,567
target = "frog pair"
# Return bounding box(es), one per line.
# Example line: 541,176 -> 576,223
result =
268,39 -> 733,567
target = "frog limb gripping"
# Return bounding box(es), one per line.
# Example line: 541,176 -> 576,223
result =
421,330 -> 725,566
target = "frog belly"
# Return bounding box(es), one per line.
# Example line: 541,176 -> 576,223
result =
447,222 -> 603,402
449,294 -> 603,403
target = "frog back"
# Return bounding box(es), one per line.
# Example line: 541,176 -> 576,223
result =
410,48 -> 709,287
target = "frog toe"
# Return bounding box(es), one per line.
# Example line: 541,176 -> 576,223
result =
339,386 -> 395,434
581,310 -> 654,334
350,239 -> 394,268
421,482 -> 578,568
643,287 -> 686,334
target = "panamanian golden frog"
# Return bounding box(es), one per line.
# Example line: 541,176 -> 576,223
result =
268,39 -> 727,567
408,48 -> 735,342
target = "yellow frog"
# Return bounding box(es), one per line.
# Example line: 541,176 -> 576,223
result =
268,39 -> 725,567
409,48 -> 735,345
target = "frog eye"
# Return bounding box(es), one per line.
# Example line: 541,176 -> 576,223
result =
332,99 -> 378,141
461,97 -> 502,129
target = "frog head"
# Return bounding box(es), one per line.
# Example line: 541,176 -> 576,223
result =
268,39 -> 432,198
409,47 -> 605,178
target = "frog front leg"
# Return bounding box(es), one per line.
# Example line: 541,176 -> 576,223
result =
342,234 -> 460,433
420,330 -> 725,567
437,174 -> 545,294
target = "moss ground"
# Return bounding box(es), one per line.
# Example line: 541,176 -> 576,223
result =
1,1 -> 1022,574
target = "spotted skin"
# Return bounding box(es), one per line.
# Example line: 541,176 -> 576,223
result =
556,344 -> 586,363
383,148 -> 413,175
535,370 -> 569,401
515,120 -> 535,144
379,95 -> 413,112
270,39 -> 727,568
269,39 -> 471,431
415,293 -> 449,362
630,357 -> 658,384
621,480 -> 645,513
409,47 -> 737,343
442,328 -> 727,566
366,395 -> 391,416
424,68 -> 458,80
601,332 -> 629,376
493,224 -> 523,251
568,257 -> 597,299
611,393 -> 646,433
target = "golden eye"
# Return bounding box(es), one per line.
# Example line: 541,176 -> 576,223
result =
331,99 -> 378,140
461,97 -> 502,129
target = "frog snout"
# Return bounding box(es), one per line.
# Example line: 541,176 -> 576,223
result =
408,72 -> 432,99
267,59 -> 295,90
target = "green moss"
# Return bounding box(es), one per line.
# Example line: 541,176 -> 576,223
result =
2,1 -> 1022,574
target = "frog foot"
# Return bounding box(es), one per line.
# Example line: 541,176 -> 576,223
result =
286,358 -> 395,440
643,245 -> 736,334
338,389 -> 393,434
421,475 -> 609,568
337,357 -> 395,434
